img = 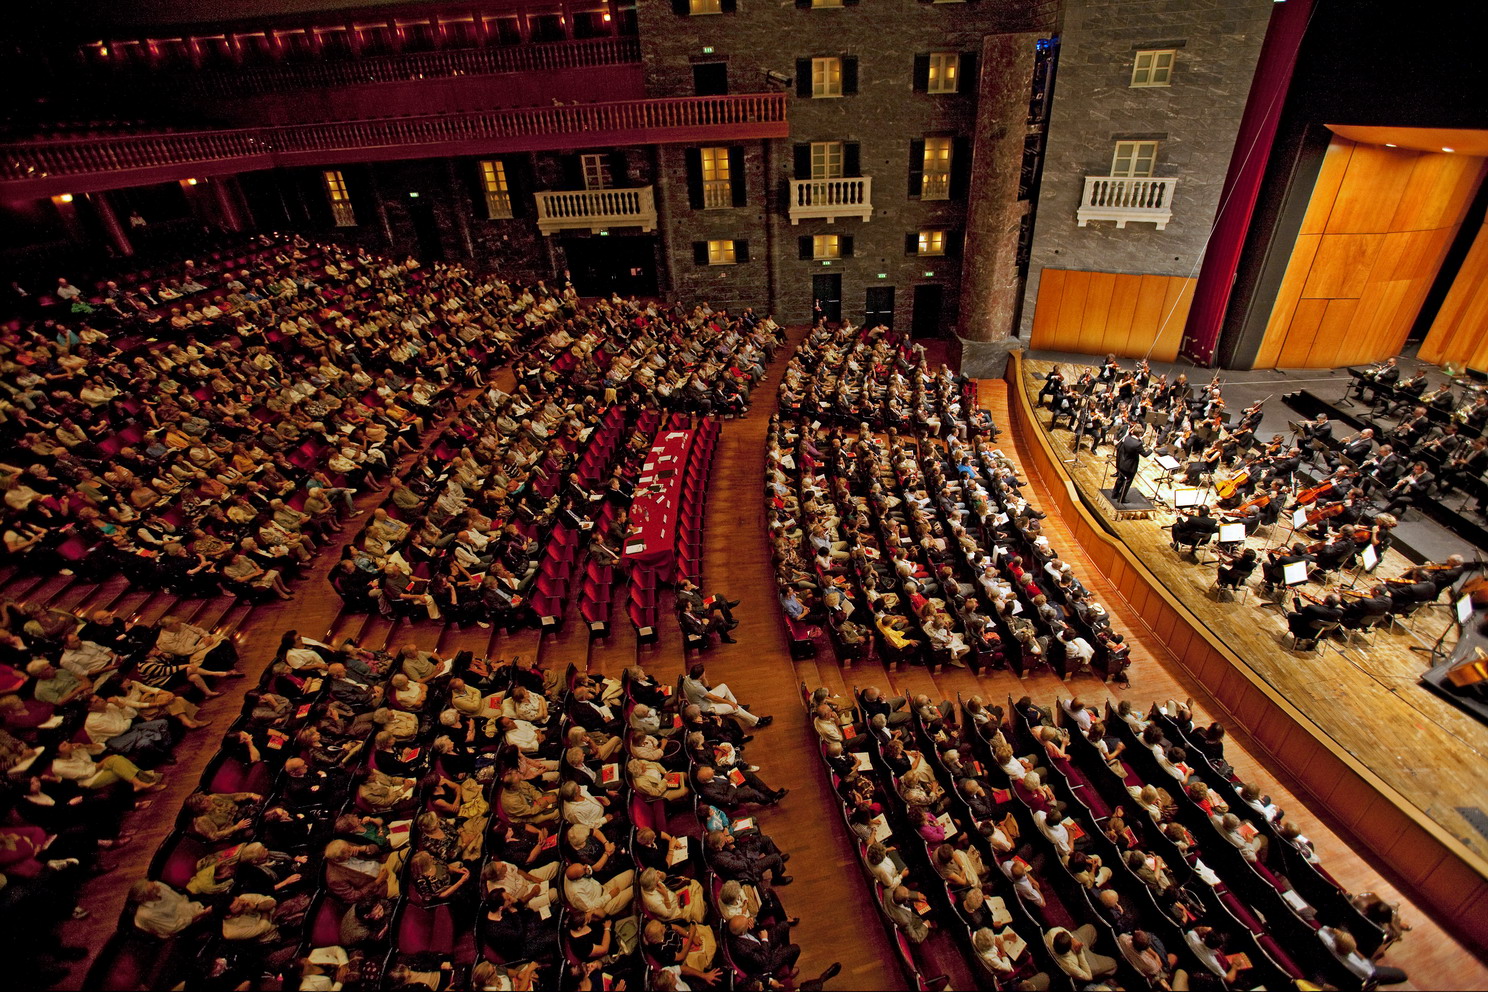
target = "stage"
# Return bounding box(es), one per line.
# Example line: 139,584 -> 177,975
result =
1018,356 -> 1488,870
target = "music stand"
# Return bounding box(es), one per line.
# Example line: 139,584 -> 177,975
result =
1173,487 -> 1202,509
1283,560 -> 1309,587
1218,523 -> 1246,545
1153,454 -> 1182,503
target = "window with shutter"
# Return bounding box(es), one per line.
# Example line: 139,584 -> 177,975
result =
917,229 -> 946,256
811,141 -> 844,179
580,153 -> 611,190
324,170 -> 355,226
840,56 -> 858,95
478,160 -> 512,220
907,139 -> 925,197
700,147 -> 731,209
921,137 -> 952,200
812,57 -> 843,97
927,53 -> 959,94
905,232 -> 920,255
728,147 -> 747,207
706,240 -> 737,265
688,0 -> 723,13
812,235 -> 841,259
735,240 -> 750,263
798,236 -> 813,260
912,54 -> 931,92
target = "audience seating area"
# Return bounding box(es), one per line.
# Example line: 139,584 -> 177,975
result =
767,325 -> 1131,684
807,685 -> 1405,991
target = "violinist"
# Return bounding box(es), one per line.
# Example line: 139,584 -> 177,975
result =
1382,461 -> 1434,517
1261,446 -> 1304,488
1339,585 -> 1394,627
1326,428 -> 1374,472
1286,591 -> 1344,643
1099,353 -> 1121,384
1255,480 -> 1290,528
1310,533 -> 1358,576
1238,400 -> 1266,435
1170,504 -> 1219,555
1260,543 -> 1316,594
1217,547 -> 1258,589
1037,365 -> 1066,409
1401,554 -> 1468,599
1221,500 -> 1262,537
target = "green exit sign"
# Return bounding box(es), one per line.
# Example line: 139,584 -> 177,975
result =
924,271 -> 935,277
876,273 -> 887,279
702,46 -> 715,54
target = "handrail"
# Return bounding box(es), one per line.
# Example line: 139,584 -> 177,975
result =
0,94 -> 789,187
135,37 -> 642,98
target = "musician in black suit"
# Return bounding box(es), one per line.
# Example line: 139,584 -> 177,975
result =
1112,428 -> 1150,504
1387,406 -> 1433,450
1382,461 -> 1434,517
1301,414 -> 1333,449
1339,586 -> 1394,628
1326,428 -> 1374,472
1358,444 -> 1405,492
1261,543 -> 1316,593
1037,366 -> 1066,408
1286,593 -> 1344,642
1171,505 -> 1219,554
1361,357 -> 1400,403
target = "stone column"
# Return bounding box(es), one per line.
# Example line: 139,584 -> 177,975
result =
954,32 -> 1042,377
211,175 -> 245,232
93,190 -> 134,257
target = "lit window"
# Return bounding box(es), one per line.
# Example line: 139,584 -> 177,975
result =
701,147 -> 732,209
324,170 -> 355,226
811,0 -> 844,6
707,240 -> 737,265
812,57 -> 843,98
813,235 -> 841,259
810,141 -> 844,180
921,137 -> 952,200
581,154 -> 611,190
918,230 -> 946,256
689,0 -> 723,13
927,53 -> 959,94
1111,140 -> 1158,177
479,160 -> 512,220
1131,49 -> 1175,87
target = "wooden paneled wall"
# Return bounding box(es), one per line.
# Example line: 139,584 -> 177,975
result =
1029,269 -> 1194,361
1003,350 -> 1488,954
1252,137 -> 1486,369
1418,215 -> 1488,370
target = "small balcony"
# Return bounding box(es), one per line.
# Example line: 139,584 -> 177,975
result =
1076,175 -> 1177,230
788,176 -> 873,225
534,186 -> 657,235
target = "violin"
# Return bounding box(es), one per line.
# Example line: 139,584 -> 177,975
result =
1304,500 -> 1346,527
1295,478 -> 1345,506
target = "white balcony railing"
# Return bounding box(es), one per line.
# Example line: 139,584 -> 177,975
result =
788,176 -> 873,224
1076,175 -> 1177,230
533,185 -> 657,235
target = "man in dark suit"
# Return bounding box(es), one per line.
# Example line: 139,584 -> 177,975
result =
1383,461 -> 1435,517
1171,505 -> 1219,554
694,764 -> 783,808
726,912 -> 801,981
1287,592 -> 1344,643
1112,426 -> 1149,504
1327,428 -> 1374,471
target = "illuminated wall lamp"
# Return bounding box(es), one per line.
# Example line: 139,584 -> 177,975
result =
58,193 -> 74,203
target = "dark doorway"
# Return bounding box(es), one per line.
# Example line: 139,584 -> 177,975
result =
865,286 -> 895,328
812,274 -> 842,324
563,235 -> 658,297
692,62 -> 728,96
911,284 -> 943,339
406,201 -> 444,261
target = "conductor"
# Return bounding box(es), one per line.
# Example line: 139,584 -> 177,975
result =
1113,426 -> 1150,505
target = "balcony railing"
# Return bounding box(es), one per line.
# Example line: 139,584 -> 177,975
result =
788,176 -> 873,225
167,37 -> 642,98
1076,175 -> 1177,230
534,186 -> 657,235
0,94 -> 789,197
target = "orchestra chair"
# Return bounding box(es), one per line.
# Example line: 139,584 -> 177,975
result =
1290,619 -> 1343,653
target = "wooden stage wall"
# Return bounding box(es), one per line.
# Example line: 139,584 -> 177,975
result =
1028,269 -> 1194,362
1003,350 -> 1488,954
1252,137 -> 1486,370
1419,212 -> 1488,371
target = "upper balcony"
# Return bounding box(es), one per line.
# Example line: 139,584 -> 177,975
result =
1076,175 -> 1178,230
173,37 -> 642,99
0,94 -> 789,198
534,186 -> 656,235
788,177 -> 873,225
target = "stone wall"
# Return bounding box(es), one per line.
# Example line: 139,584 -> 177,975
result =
1018,0 -> 1273,338
635,0 -> 1059,331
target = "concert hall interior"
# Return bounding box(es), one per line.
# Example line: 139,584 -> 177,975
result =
3,0 -> 1488,990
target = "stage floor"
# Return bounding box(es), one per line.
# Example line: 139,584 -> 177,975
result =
1022,358 -> 1488,864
